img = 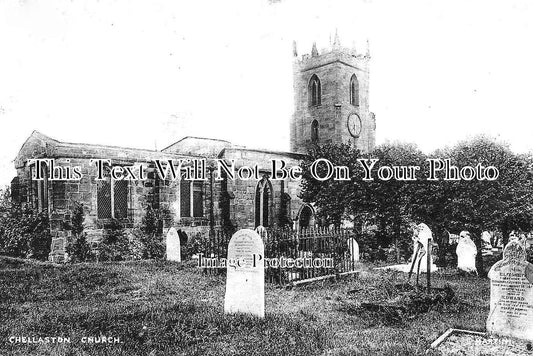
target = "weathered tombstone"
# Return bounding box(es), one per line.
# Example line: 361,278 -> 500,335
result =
526,233 -> 533,250
456,231 -> 478,274
48,232 -> 67,263
166,227 -> 181,262
347,238 -> 359,263
482,231 -> 493,249
254,225 -> 267,240
224,229 -> 265,318
486,240 -> 533,342
509,231 -> 519,243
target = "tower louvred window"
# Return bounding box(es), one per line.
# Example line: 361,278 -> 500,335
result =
350,74 -> 359,106
308,74 -> 321,106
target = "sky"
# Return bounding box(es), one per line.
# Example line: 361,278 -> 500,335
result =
1,0 -> 532,187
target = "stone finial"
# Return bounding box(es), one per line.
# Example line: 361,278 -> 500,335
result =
365,39 -> 371,57
333,29 -> 341,50
311,42 -> 319,57
292,40 -> 298,57
351,40 -> 357,56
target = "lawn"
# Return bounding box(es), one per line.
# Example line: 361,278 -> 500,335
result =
0,257 -> 490,356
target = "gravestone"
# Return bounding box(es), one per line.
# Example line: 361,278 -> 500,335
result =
48,232 -> 67,263
166,227 -> 181,262
347,238 -> 359,263
254,225 -> 267,240
509,231 -> 520,243
486,240 -> 533,342
224,229 -> 265,318
482,231 -> 493,249
456,231 -> 478,274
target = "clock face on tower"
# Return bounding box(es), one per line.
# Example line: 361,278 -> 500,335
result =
347,113 -> 362,138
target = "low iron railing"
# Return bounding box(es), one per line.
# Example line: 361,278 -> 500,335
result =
199,227 -> 359,285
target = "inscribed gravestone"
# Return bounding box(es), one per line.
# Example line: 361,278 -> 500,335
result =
456,231 -> 477,274
166,227 -> 181,262
347,238 -> 359,263
224,229 -> 265,318
487,240 -> 533,342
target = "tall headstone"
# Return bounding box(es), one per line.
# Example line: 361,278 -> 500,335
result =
456,231 -> 477,274
347,238 -> 359,263
166,227 -> 181,262
224,229 -> 265,318
486,240 -> 533,342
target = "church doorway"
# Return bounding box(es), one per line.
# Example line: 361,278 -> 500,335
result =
298,205 -> 315,229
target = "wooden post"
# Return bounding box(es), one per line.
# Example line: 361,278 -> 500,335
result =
416,257 -> 422,287
408,243 -> 421,282
427,239 -> 432,293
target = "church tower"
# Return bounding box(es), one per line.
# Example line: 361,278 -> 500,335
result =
290,34 -> 376,153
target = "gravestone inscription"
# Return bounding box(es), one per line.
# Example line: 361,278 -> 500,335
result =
487,240 -> 533,342
224,229 -> 265,318
166,227 -> 181,262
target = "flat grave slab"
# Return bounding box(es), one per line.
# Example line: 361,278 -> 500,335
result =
431,328 -> 533,356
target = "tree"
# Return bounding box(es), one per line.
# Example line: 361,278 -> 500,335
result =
0,196 -> 51,260
428,136 -> 533,275
300,142 -> 430,261
299,142 -> 366,226
359,143 -> 429,262
299,136 -> 533,274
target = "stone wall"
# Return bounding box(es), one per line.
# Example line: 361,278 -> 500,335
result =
14,155 -> 220,243
12,131 -> 316,251
221,148 -> 306,230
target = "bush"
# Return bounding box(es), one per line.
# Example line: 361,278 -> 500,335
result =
133,227 -> 165,260
139,206 -> 169,259
64,202 -> 94,263
98,220 -> 131,261
97,206 -> 169,261
184,231 -> 212,257
0,203 -> 51,260
68,232 -> 93,262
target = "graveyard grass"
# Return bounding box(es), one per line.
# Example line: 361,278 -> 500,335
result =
0,257 -> 490,356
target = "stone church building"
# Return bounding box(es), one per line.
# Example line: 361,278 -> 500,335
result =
11,37 -> 376,244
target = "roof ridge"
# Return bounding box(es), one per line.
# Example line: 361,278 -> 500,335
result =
161,136 -> 232,152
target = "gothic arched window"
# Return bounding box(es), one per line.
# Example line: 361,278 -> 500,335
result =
350,74 -> 359,106
308,74 -> 321,106
311,120 -> 319,143
255,177 -> 272,228
180,176 -> 204,218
